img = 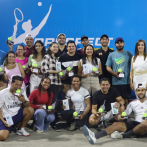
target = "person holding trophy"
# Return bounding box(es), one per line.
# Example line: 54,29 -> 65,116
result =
106,37 -> 133,107
28,40 -> 46,93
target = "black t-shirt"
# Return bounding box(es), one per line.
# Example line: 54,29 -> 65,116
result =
92,87 -> 120,111
59,52 -> 82,84
58,45 -> 68,56
95,48 -> 114,80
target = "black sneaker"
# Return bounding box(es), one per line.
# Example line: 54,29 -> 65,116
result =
53,123 -> 62,132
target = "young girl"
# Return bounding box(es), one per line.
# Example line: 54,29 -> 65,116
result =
29,40 -> 46,93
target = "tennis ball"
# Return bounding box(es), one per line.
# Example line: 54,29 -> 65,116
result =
8,37 -> 12,41
59,72 -> 63,76
98,108 -> 103,113
33,63 -> 38,67
58,57 -> 60,59
143,113 -> 147,117
93,67 -> 97,72
0,68 -> 2,72
67,67 -> 71,71
118,68 -> 122,72
22,65 -> 26,69
73,112 -> 78,116
16,89 -> 21,94
122,112 -> 126,116
48,106 -> 52,109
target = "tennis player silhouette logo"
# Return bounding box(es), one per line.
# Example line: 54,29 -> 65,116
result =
10,4 -> 52,44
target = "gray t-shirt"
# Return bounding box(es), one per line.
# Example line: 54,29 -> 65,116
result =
106,50 -> 133,85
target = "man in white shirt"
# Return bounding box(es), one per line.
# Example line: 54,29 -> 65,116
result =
82,83 -> 147,144
0,76 -> 34,141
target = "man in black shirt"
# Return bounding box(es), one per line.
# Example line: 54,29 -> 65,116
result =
59,40 -> 82,95
57,33 -> 68,56
95,34 -> 114,84
89,78 -> 124,126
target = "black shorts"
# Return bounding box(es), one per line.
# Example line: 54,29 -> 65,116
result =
125,121 -> 147,137
113,84 -> 131,99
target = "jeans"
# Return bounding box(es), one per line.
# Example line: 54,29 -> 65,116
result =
34,109 -> 55,131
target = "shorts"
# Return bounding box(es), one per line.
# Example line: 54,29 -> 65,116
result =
90,110 -> 114,121
0,108 -> 24,132
125,121 -> 147,137
113,84 -> 131,99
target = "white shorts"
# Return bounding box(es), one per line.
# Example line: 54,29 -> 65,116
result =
90,110 -> 114,121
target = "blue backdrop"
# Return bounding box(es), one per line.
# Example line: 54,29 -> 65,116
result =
0,0 -> 147,54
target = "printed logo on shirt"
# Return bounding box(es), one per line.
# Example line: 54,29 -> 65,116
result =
7,102 -> 21,109
115,57 -> 125,65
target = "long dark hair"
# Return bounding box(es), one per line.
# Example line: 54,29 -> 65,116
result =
4,51 -> 15,66
82,44 -> 98,65
37,75 -> 51,98
134,39 -> 147,62
47,42 -> 59,57
33,40 -> 46,59
16,44 -> 25,57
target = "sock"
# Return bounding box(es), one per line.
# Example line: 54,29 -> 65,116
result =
122,130 -> 135,138
95,130 -> 107,139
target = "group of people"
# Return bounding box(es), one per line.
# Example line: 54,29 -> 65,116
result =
0,33 -> 147,142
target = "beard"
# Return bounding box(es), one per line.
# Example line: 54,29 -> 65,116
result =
117,46 -> 124,51
138,94 -> 146,99
59,42 -> 65,45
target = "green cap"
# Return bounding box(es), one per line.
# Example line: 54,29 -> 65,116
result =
59,72 -> 63,76
0,68 -> 2,72
8,37 -> 12,41
122,112 -> 126,116
143,113 -> 147,117
22,65 -> 26,69
33,63 -> 38,67
93,67 -> 97,72
16,89 -> 21,94
67,67 -> 71,71
48,106 -> 52,109
118,68 -> 122,72
73,112 -> 78,116
98,108 -> 103,113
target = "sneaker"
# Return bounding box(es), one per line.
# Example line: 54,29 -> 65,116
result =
83,125 -> 96,145
115,133 -> 123,139
16,128 -> 30,137
53,123 -> 62,132
33,126 -> 44,133
69,122 -> 75,131
111,131 -> 124,139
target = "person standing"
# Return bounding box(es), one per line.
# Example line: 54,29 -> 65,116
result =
57,33 -> 67,56
95,34 -> 114,84
106,37 -> 133,107
130,39 -> 147,90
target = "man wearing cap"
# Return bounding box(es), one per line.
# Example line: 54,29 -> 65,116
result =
106,37 -> 133,107
95,34 -> 114,84
77,36 -> 89,55
82,83 -> 147,144
57,33 -> 67,56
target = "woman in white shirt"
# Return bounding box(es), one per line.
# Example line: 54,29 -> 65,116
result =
61,74 -> 91,131
130,39 -> 147,90
78,44 -> 102,96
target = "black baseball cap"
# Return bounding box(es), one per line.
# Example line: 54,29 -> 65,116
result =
81,35 -> 88,41
100,34 -> 109,40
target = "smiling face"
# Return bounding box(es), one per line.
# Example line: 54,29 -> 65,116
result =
41,78 -> 51,90
50,43 -> 59,54
72,77 -> 81,89
137,41 -> 145,52
136,87 -> 146,99
11,80 -> 23,91
35,42 -> 44,53
67,43 -> 76,54
100,37 -> 109,47
16,45 -> 25,56
81,38 -> 89,47
25,36 -> 33,47
57,35 -> 66,45
7,53 -> 15,63
115,41 -> 125,51
100,80 -> 110,93
85,45 -> 93,56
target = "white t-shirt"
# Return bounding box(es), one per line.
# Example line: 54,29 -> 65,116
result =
126,98 -> 147,123
66,87 -> 90,111
0,87 -> 29,118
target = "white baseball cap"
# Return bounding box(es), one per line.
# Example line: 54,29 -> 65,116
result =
25,34 -> 33,39
135,83 -> 146,90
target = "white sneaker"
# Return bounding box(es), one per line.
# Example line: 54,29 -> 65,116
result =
69,122 -> 76,131
111,131 -> 124,139
83,125 -> 96,145
16,128 -> 30,137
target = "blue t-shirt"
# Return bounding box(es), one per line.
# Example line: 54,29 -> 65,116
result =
106,50 -> 133,85
0,50 -> 6,65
